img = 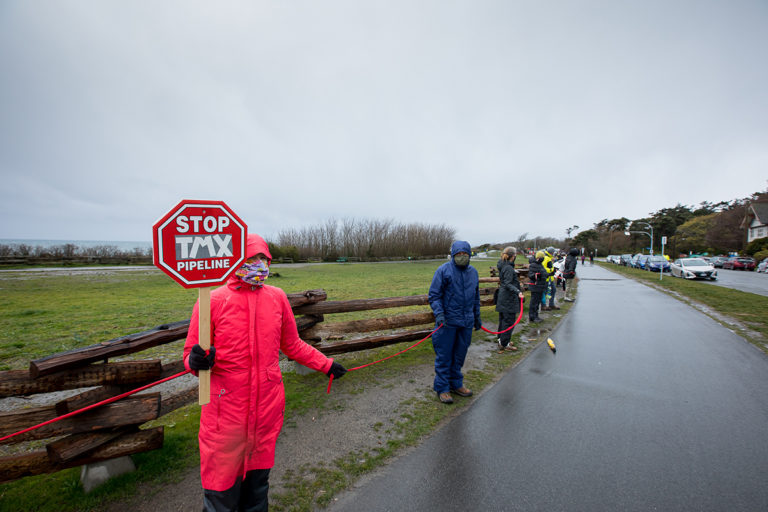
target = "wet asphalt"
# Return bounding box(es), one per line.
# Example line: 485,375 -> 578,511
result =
328,264 -> 768,512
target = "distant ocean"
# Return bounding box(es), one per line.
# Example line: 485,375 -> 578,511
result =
0,239 -> 153,251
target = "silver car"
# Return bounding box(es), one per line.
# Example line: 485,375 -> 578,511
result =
670,258 -> 717,280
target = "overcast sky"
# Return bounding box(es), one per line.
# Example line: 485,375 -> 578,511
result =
1,1 -> 766,245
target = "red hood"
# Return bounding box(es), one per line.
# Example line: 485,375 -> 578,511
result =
245,233 -> 272,263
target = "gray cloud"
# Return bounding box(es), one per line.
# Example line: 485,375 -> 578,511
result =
1,0 -> 766,245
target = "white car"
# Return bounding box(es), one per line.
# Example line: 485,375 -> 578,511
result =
670,258 -> 717,280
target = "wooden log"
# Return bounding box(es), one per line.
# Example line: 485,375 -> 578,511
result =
30,323 -> 189,378
479,277 -> 500,283
293,295 -> 429,315
45,427 -> 129,464
0,393 -> 161,445
54,385 -> 130,416
286,289 -> 327,308
317,329 -> 434,356
0,360 -> 163,398
295,314 -> 324,333
54,359 -> 188,415
159,386 -> 198,417
0,427 -> 163,483
160,359 -> 186,378
296,289 -> 495,316
303,311 -> 435,339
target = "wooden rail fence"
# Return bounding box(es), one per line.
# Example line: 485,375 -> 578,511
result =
0,269 -> 527,484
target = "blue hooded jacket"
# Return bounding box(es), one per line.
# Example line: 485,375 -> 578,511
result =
428,241 -> 480,328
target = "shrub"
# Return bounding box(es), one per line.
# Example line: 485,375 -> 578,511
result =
753,249 -> 768,263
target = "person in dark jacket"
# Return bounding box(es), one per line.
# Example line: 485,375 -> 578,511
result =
495,247 -> 524,352
563,247 -> 579,301
527,250 -> 549,323
428,241 -> 481,404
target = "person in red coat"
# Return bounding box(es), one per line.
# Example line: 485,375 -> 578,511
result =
184,233 -> 347,511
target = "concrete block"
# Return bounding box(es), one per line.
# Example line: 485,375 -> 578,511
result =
293,361 -> 314,375
80,456 -> 136,493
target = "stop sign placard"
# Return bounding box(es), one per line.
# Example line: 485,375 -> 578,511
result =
152,199 -> 247,288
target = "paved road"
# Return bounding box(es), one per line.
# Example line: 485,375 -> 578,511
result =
329,264 -> 768,512
704,266 -> 768,297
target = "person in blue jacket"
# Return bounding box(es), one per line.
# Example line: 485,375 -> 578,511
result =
428,241 -> 481,404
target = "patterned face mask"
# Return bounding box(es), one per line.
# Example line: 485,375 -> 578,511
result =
454,253 -> 470,267
235,260 -> 269,287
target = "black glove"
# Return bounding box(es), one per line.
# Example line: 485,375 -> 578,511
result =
435,313 -> 445,326
326,361 -> 347,379
474,317 -> 482,331
189,344 -> 216,371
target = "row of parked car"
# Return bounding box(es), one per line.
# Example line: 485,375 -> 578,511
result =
606,253 -> 768,277
707,255 -> 764,271
606,253 -> 671,272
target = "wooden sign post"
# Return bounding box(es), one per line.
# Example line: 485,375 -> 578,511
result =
197,287 -> 212,404
152,199 -> 247,405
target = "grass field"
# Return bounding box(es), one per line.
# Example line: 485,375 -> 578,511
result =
0,258 -> 532,512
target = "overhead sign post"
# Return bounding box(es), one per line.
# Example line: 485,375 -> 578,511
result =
152,200 -> 247,405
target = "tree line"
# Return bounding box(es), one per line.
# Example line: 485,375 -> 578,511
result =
271,218 -> 456,261
569,189 -> 768,258
0,243 -> 152,265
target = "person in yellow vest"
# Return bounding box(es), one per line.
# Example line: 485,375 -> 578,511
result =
541,247 -> 560,311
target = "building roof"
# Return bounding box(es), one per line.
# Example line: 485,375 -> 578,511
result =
741,202 -> 768,228
751,202 -> 768,224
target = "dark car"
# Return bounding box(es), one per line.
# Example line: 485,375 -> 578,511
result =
645,255 -> 670,272
710,256 -> 728,268
633,254 -> 649,270
722,257 -> 756,271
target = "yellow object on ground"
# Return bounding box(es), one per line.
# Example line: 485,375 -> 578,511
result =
547,338 -> 556,353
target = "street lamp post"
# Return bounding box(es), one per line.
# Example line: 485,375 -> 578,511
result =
625,222 -> 654,255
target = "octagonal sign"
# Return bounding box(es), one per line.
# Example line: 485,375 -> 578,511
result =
152,200 -> 247,288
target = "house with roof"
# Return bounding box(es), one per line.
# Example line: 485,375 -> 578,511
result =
741,202 -> 768,243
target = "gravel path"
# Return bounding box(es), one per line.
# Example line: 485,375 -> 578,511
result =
101,326 -> 524,512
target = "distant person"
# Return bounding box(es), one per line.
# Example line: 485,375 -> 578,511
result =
527,250 -> 549,323
495,247 -> 524,352
589,253 -> 594,265
581,253 -> 586,265
184,233 -> 347,511
428,240 -> 481,404
563,248 -> 579,301
541,247 -> 559,311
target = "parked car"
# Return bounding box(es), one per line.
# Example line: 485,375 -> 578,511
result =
757,258 -> 768,273
710,256 -> 728,268
606,255 -> 620,264
645,255 -> 670,272
722,257 -> 756,271
633,254 -> 649,270
670,258 -> 718,280
620,254 -> 633,266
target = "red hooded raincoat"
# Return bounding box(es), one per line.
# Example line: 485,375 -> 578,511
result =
183,234 -> 333,491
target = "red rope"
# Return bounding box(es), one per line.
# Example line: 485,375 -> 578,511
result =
327,324 -> 443,394
0,369 -> 191,444
326,293 -> 524,393
480,296 -> 524,335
